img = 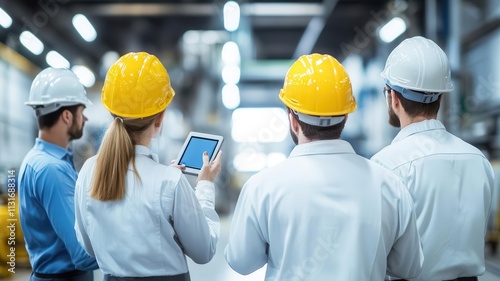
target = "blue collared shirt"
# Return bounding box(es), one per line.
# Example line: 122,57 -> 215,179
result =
18,138 -> 98,274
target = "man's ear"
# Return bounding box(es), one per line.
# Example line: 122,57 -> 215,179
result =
60,109 -> 73,125
391,90 -> 401,110
289,112 -> 300,133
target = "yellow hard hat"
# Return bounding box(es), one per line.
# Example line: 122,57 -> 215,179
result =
102,52 -> 175,118
279,54 -> 356,118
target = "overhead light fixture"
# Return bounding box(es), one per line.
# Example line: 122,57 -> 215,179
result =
0,7 -> 12,28
46,50 -> 70,69
19,31 -> 44,55
221,41 -> 240,65
222,84 -> 240,110
223,1 -> 240,32
72,14 -> 97,42
71,65 -> 95,88
379,17 -> 407,43
222,65 -> 240,84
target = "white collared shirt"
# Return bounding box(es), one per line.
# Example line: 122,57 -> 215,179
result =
74,145 -> 220,277
225,140 -> 423,280
372,119 -> 494,281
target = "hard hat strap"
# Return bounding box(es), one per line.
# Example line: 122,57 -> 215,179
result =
386,81 -> 442,104
293,110 -> 345,127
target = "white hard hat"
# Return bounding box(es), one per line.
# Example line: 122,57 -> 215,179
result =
25,67 -> 92,116
381,36 -> 453,104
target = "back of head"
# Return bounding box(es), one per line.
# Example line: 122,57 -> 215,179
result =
279,54 -> 356,139
92,52 -> 175,201
280,53 -> 356,119
26,67 -> 92,117
381,36 -> 453,104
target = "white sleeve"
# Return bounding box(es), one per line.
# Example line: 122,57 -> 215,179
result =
225,183 -> 268,275
172,177 -> 220,264
386,184 -> 423,279
74,163 -> 95,257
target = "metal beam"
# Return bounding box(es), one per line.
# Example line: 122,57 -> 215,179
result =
73,3 -> 323,17
293,0 -> 339,59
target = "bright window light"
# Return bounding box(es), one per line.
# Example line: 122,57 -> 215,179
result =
183,30 -> 200,44
222,41 -> 240,65
224,1 -> 240,32
233,152 -> 267,172
222,84 -> 240,110
231,108 -> 288,143
71,65 -> 95,88
222,65 -> 240,84
0,7 -> 12,28
20,31 -> 44,55
72,14 -> 97,42
379,17 -> 407,43
46,50 -> 70,69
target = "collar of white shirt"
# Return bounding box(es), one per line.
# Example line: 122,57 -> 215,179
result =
135,145 -> 160,163
289,139 -> 356,158
392,119 -> 446,144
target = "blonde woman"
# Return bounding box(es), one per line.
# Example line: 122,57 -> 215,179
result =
74,52 -> 222,281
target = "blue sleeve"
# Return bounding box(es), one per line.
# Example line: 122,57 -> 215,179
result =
38,164 -> 98,270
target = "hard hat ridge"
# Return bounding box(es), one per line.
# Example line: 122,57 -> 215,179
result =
102,52 -> 175,119
279,53 -> 356,126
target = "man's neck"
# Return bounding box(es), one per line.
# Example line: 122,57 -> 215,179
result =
39,129 -> 70,149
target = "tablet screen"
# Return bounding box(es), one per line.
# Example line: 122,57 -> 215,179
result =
178,137 -> 219,169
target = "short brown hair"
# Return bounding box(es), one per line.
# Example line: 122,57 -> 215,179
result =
393,90 -> 441,118
37,105 -> 80,129
288,108 -> 346,140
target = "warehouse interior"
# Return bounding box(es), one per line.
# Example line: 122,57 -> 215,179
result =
0,0 -> 499,279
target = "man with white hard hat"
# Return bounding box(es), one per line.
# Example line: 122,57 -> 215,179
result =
19,68 -> 98,280
372,36 -> 494,281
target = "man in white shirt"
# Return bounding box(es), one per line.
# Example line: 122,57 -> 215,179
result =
225,53 -> 423,280
371,36 -> 495,281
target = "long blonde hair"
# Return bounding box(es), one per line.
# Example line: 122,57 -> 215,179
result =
90,113 -> 161,201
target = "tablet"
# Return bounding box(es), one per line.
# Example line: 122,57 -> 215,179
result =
175,132 -> 224,175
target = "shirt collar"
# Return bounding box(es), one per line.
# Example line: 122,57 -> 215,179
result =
135,145 -> 159,162
35,138 -> 72,160
289,139 -> 356,158
392,119 -> 446,143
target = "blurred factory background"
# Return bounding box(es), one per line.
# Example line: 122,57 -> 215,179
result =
0,0 -> 499,279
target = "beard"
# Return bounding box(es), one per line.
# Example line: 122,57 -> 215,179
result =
68,119 -> 84,140
289,126 -> 298,145
388,105 -> 401,128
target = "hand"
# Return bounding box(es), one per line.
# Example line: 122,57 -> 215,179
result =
170,160 -> 186,172
197,151 -> 222,183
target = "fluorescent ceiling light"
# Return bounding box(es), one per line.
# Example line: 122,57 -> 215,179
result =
72,14 -> 97,42
222,65 -> 240,84
46,50 -> 70,69
241,3 -> 322,17
71,65 -> 95,88
222,84 -> 240,110
379,17 -> 407,43
224,1 -> 240,32
0,7 -> 12,28
19,31 -> 44,55
221,41 -> 240,65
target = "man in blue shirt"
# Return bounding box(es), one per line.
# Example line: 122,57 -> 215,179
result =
19,68 -> 98,281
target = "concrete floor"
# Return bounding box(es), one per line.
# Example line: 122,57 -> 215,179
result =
5,216 -> 500,281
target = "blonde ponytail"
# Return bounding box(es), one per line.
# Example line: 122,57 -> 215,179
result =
90,118 -> 135,201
